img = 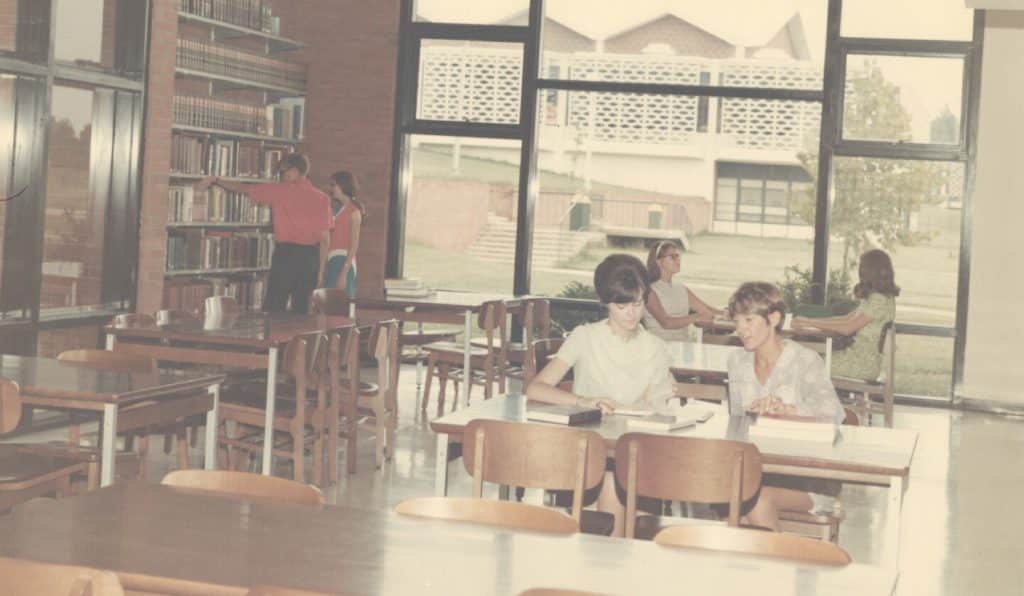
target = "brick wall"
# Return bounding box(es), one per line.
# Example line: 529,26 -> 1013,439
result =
135,0 -> 177,314
36,325 -> 102,357
270,0 -> 400,299
0,0 -> 16,52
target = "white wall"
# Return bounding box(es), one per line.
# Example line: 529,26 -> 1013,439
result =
961,11 -> 1024,405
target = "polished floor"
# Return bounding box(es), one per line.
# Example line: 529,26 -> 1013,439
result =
11,363 -> 1024,595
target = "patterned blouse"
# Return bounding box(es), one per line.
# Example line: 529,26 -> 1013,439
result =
727,340 -> 844,423
831,293 -> 896,381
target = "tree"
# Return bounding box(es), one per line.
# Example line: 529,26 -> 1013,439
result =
793,60 -> 945,271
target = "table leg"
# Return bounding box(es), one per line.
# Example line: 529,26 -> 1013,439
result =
825,337 -> 833,373
204,383 -> 220,470
434,434 -> 450,496
100,403 -> 118,487
881,475 -> 905,569
462,310 -> 472,409
262,347 -> 279,475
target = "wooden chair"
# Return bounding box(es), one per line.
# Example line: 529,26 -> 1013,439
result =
473,298 -> 552,388
614,433 -> 763,539
421,300 -> 507,416
0,379 -> 88,512
248,586 -> 336,596
396,496 -> 579,534
654,524 -> 851,566
833,321 -> 896,427
161,469 -> 324,506
461,419 -> 608,533
218,331 -> 330,485
523,337 -> 573,391
323,323 -> 360,478
111,313 -> 155,328
0,556 -> 124,596
57,348 -> 210,482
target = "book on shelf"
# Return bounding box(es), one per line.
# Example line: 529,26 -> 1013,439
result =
265,98 -> 305,140
747,414 -> 838,445
526,403 -> 602,426
168,185 -> 270,224
626,413 -> 699,432
166,229 -> 273,271
176,38 -> 306,90
164,276 -> 265,312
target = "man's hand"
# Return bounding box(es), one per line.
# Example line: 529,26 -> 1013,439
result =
194,176 -> 217,192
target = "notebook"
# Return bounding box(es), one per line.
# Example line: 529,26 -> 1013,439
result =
747,414 -> 838,445
526,403 -> 602,426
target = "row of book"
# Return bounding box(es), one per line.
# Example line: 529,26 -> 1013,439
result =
168,186 -> 272,225
176,38 -> 306,90
178,0 -> 271,32
167,230 -> 274,271
164,277 -> 266,313
173,95 -> 304,139
171,133 -> 288,178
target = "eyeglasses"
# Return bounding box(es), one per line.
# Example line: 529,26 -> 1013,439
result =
661,253 -> 681,260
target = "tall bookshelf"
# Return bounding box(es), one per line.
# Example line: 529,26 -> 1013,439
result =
167,1 -> 307,313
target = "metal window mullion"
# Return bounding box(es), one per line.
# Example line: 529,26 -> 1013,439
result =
512,0 -> 543,296
536,77 -> 823,102
387,0 -> 418,278
838,37 -> 973,58
408,22 -> 529,44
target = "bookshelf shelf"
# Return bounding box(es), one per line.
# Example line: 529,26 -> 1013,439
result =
172,124 -> 299,143
177,11 -> 305,53
169,173 -> 276,184
167,222 -> 271,230
175,67 -> 304,96
165,267 -> 271,277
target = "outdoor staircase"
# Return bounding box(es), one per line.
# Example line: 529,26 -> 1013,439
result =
466,215 -> 600,268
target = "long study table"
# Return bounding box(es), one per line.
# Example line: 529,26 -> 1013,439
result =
0,482 -> 898,595
431,394 -> 917,569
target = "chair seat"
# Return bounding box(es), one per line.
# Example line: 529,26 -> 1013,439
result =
423,341 -> 491,358
0,445 -> 81,484
220,391 -> 320,424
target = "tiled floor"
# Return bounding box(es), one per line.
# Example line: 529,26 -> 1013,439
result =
10,363 -> 1024,595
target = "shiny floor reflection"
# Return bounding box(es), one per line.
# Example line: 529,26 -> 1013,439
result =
11,364 -> 1024,595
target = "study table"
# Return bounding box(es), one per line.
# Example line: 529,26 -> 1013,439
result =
431,394 -> 918,569
104,312 -> 359,476
0,482 -> 898,595
355,292 -> 523,407
0,355 -> 224,487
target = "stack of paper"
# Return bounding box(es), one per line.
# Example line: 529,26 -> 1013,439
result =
747,415 -> 838,445
385,278 -> 435,298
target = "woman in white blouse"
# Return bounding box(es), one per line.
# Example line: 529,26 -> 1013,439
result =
643,241 -> 720,341
726,282 -> 844,530
528,253 -> 675,536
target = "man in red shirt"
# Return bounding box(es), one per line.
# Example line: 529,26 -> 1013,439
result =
197,153 -> 332,313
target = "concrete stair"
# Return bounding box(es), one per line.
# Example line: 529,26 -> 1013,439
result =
466,215 -> 600,268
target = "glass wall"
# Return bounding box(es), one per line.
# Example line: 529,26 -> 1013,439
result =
54,0 -> 147,78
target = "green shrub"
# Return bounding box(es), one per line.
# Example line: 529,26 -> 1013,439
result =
550,281 -> 602,336
778,265 -> 857,316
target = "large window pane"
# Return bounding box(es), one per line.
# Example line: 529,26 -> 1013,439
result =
828,157 -> 963,397
417,39 -> 523,125
841,0 -> 973,41
530,89 -> 816,310
0,0 -> 49,60
540,1 -> 825,90
41,85 -> 112,314
413,1 -> 528,26
54,0 -> 146,77
402,135 -> 521,293
895,334 -> 954,398
0,75 -> 13,314
843,55 -> 964,145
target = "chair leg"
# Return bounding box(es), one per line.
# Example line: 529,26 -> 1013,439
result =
374,415 -> 386,469
136,434 -> 149,481
163,432 -> 174,455
484,361 -> 494,400
436,362 -> 449,419
292,429 -> 305,483
421,353 -> 436,414
176,423 -> 190,470
328,405 -> 340,483
312,431 -> 324,487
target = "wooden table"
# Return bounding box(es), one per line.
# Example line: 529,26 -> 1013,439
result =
105,312 -> 356,476
431,394 -> 917,570
356,292 -> 523,408
0,482 -> 898,595
0,355 -> 224,487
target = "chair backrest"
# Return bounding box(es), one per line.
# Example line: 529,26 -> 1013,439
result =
524,337 -> 568,388
58,349 -> 157,374
395,496 -> 579,534
161,470 -> 324,506
310,287 -> 352,317
878,320 -> 895,383
367,320 -> 400,411
111,313 -> 155,328
0,556 -> 125,596
248,586 -> 336,596
654,525 -> 851,566
462,419 -> 606,521
325,323 -> 359,414
614,433 -> 762,536
0,377 -> 22,434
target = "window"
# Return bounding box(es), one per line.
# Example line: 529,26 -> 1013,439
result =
413,1 -> 529,25
841,0 -> 973,41
0,0 -> 49,61
417,40 -> 524,125
54,0 -> 147,78
714,163 -> 813,230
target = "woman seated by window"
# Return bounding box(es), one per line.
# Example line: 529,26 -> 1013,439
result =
642,241 -> 720,342
792,249 -> 898,381
726,282 -> 844,530
527,253 -> 675,536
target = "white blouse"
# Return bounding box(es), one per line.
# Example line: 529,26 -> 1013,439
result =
643,279 -> 692,342
726,340 -> 843,423
555,319 -> 675,408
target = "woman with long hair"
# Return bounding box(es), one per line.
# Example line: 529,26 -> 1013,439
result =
321,170 -> 366,298
643,241 -> 720,341
793,249 -> 899,380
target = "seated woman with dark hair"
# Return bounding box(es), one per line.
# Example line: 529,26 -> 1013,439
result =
527,253 -> 675,536
726,282 -> 844,531
793,249 -> 899,381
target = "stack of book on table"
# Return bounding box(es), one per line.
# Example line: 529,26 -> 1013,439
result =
526,403 -> 602,426
385,278 -> 435,298
747,415 -> 838,445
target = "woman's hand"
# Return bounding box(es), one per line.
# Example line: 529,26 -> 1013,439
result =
578,396 -> 616,414
746,396 -> 796,416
